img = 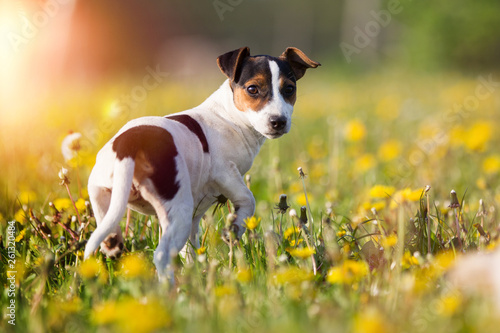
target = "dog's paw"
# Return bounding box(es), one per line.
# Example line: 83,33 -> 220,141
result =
100,233 -> 124,260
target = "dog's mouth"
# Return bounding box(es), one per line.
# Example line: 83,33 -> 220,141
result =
263,130 -> 287,139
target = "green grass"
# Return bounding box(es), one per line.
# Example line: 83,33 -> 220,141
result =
2,70 -> 500,332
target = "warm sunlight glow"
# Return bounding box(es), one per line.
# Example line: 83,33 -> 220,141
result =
0,1 -> 24,122
0,0 -> 77,127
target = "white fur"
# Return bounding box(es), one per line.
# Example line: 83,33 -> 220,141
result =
84,59 -> 295,281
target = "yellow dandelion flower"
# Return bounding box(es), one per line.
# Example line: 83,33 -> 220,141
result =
354,154 -> 376,173
337,230 -> 346,238
244,216 -> 261,230
196,246 -> 206,255
482,155 -> 500,175
360,201 -> 373,212
214,284 -> 237,297
402,251 -> 420,269
289,238 -> 303,247
92,300 -> 118,325
382,234 -> 398,249
390,188 -> 422,209
18,190 -> 37,205
119,254 -> 152,279
120,298 -> 171,333
15,229 -> 26,242
235,268 -> 252,283
327,260 -> 369,285
273,266 -> 314,285
487,240 -> 498,251
378,139 -> 402,162
287,246 -> 316,259
14,209 -> 27,223
79,257 -> 102,279
405,188 -> 423,202
433,251 -> 456,272
353,307 -> 389,333
435,292 -> 463,317
369,185 -> 396,199
75,198 -> 87,212
52,198 -> 73,211
284,226 -> 301,240
92,298 -> 171,333
297,192 -> 314,207
345,119 -> 366,142
463,121 -> 492,152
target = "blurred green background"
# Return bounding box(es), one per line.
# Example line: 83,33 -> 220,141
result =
2,0 -> 500,89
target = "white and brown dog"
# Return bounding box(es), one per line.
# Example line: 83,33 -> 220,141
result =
83,47 -> 320,279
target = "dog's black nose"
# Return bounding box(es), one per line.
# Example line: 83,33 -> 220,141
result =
269,116 -> 287,131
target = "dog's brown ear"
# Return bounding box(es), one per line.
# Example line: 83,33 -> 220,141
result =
280,47 -> 320,80
217,47 -> 251,82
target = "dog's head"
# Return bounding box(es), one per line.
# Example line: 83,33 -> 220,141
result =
217,47 -> 320,139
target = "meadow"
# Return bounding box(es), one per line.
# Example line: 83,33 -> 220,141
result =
1,68 -> 500,332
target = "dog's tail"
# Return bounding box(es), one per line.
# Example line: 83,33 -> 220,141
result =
84,157 -> 135,260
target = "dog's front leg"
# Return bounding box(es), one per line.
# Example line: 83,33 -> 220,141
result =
215,161 -> 255,239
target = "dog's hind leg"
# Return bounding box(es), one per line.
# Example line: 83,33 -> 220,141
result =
84,158 -> 134,260
138,178 -> 194,283
88,184 -> 125,259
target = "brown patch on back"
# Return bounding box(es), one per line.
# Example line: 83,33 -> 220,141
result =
127,150 -> 154,203
134,150 -> 154,183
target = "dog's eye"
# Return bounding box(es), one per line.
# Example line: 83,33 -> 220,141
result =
284,85 -> 295,95
246,85 -> 258,95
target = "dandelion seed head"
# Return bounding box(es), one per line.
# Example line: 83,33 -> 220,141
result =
61,132 -> 82,163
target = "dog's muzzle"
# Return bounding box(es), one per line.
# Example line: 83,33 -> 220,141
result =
269,115 -> 287,131
265,115 -> 289,138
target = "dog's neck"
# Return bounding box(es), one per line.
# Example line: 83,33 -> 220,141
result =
201,79 -> 267,146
